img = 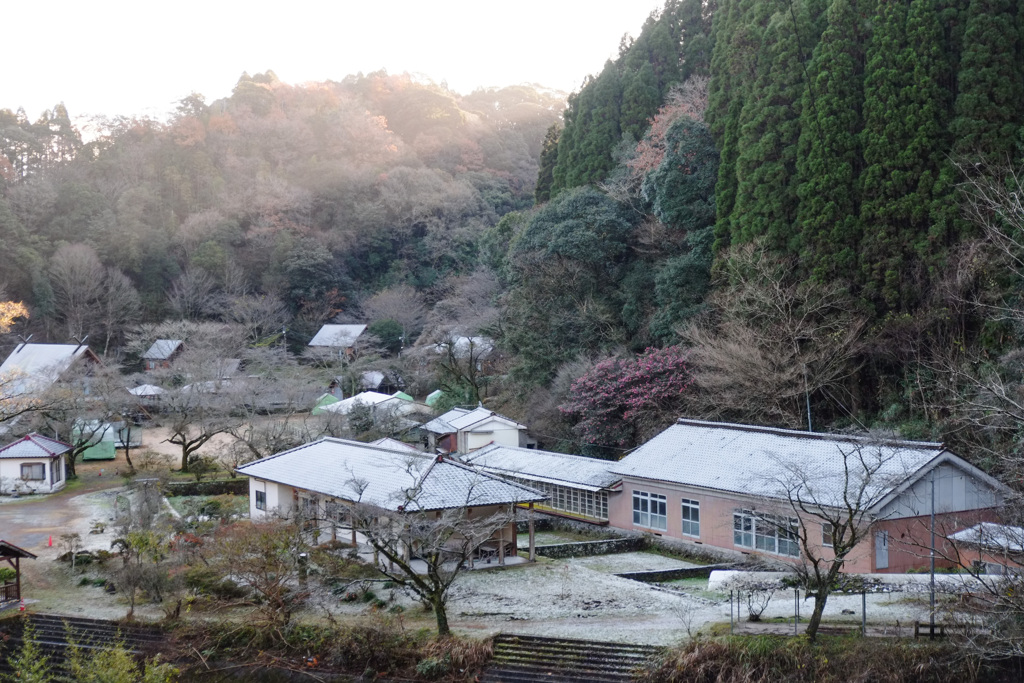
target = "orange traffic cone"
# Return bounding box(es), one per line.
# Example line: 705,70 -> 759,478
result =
48,535 -> 52,547
19,599 -> 25,612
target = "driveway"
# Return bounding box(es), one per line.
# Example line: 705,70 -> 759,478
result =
0,453 -> 132,555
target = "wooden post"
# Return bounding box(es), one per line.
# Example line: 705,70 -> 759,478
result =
15,557 -> 20,602
528,503 -> 536,562
498,533 -> 506,565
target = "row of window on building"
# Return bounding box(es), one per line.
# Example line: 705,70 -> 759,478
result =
631,491 -> 803,558
517,478 -> 609,521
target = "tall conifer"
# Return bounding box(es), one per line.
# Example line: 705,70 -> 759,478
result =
731,3 -> 806,253
796,0 -> 870,283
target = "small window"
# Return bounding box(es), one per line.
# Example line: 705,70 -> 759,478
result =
822,523 -> 834,548
21,463 -> 45,481
255,490 -> 266,511
681,499 -> 700,537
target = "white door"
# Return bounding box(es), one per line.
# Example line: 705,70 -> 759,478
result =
875,531 -> 889,570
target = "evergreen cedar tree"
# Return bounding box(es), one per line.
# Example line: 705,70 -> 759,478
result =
705,0 -> 1024,317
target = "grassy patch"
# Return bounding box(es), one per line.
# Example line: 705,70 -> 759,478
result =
660,576 -> 729,600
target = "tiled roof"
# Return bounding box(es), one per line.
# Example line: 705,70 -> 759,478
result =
0,343 -> 94,397
463,443 -> 620,491
0,433 -> 72,459
421,407 -> 471,434
236,438 -> 543,511
610,419 -> 947,508
369,437 -> 423,453
308,324 -> 367,348
422,406 -> 526,434
141,339 -> 182,360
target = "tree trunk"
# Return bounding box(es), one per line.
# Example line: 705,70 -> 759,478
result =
432,594 -> 450,637
180,444 -> 190,473
806,587 -> 830,642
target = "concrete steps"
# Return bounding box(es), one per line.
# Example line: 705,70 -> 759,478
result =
0,613 -> 167,679
481,633 -> 663,683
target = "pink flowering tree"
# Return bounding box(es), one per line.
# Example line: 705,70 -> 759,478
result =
560,346 -> 692,455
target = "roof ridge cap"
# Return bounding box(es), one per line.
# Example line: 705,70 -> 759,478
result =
673,419 -> 943,449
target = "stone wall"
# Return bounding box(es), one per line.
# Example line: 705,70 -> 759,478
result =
534,537 -> 647,559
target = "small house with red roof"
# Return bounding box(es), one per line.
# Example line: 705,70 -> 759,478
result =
0,433 -> 72,495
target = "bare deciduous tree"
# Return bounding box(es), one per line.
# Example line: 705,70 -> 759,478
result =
681,243 -> 866,428
168,267 -> 220,320
99,267 -> 141,356
49,243 -> 105,339
364,284 -> 426,347
769,441 -> 910,641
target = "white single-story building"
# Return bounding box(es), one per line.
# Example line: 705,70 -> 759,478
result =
0,434 -> 71,495
237,437 -> 546,562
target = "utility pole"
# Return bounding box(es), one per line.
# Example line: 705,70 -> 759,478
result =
930,470 -> 936,637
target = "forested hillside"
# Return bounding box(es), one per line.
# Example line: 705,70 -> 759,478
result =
4,0 -> 1024,471
0,71 -> 562,348
488,0 -> 1024,466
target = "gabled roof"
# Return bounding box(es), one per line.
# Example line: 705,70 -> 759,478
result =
463,443 -> 621,492
308,324 -> 367,348
236,437 -> 543,511
0,343 -> 98,397
610,419 -> 968,510
319,391 -> 409,415
361,370 -> 385,389
0,540 -> 37,560
127,384 -> 165,397
369,437 -> 423,453
0,433 -> 72,460
434,336 -> 494,359
422,406 -> 526,435
141,339 -> 182,360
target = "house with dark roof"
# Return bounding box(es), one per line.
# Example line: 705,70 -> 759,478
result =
421,405 -> 534,454
0,540 -> 36,609
141,339 -> 183,371
236,437 -> 545,563
608,419 -> 1009,573
0,433 -> 72,495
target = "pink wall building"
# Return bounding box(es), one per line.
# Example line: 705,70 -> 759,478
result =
606,420 -> 1008,573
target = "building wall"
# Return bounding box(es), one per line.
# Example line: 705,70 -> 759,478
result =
608,475 -> 1000,574
878,462 -> 1002,519
460,425 -> 522,453
248,478 -> 295,519
0,456 -> 65,494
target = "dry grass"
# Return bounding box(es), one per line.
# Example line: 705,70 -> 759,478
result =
637,636 -> 1017,683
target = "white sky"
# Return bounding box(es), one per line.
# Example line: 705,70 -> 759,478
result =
7,0 -> 666,121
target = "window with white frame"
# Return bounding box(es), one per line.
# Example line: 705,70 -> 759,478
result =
510,477 -> 608,520
733,510 -> 799,557
633,491 -> 667,530
20,463 -> 44,481
255,490 -> 266,511
822,522 -> 834,548
681,499 -> 700,537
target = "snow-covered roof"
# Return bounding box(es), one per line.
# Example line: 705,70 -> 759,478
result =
369,437 -> 423,453
611,419 -> 954,509
361,370 -> 385,389
434,336 -> 494,358
127,384 -> 165,397
141,339 -> 182,360
319,391 -> 399,415
0,433 -> 72,460
463,443 -> 620,492
421,406 -> 526,435
949,523 -> 1024,554
237,438 -> 544,511
308,324 -> 367,348
0,343 -> 96,397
